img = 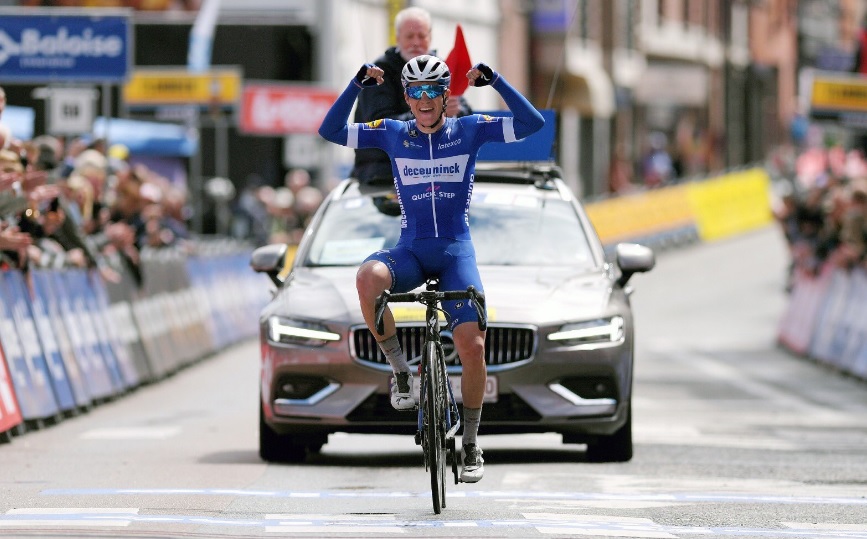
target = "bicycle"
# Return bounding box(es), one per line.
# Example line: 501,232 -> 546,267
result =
374,279 -> 487,514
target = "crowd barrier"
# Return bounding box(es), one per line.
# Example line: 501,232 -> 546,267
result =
585,166 -> 774,251
778,265 -> 867,380
0,241 -> 271,441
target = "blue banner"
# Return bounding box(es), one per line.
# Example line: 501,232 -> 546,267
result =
54,271 -> 116,401
88,270 -> 140,389
31,269 -> 91,409
0,10 -> 131,82
66,270 -> 125,394
476,109 -> 556,162
0,271 -> 58,421
5,270 -> 76,413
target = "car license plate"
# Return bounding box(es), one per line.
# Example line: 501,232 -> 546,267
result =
392,374 -> 498,403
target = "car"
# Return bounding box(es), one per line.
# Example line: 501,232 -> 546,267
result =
250,161 -> 655,463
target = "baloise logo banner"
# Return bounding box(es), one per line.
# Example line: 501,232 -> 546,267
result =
0,11 -> 130,82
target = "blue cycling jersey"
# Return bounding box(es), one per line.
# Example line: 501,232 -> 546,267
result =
319,76 -> 545,242
319,74 -> 544,327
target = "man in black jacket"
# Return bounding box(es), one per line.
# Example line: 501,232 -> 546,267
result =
351,6 -> 472,183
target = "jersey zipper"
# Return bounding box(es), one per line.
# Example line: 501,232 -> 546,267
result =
427,131 -> 438,237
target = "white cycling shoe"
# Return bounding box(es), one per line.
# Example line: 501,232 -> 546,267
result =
390,372 -> 416,411
460,443 -> 484,483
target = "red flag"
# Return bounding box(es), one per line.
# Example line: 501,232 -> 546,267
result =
445,25 -> 472,96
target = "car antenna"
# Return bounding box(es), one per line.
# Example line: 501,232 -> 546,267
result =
545,2 -> 581,110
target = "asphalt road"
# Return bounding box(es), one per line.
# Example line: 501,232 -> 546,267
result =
1,225 -> 867,538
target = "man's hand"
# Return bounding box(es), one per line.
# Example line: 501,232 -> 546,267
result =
21,169 -> 49,192
0,171 -> 19,192
467,63 -> 498,87
0,227 -> 32,251
354,63 -> 385,88
445,96 -> 462,117
26,184 -> 61,205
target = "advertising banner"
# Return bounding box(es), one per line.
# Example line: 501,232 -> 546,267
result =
123,67 -> 241,108
239,83 -> 338,135
0,339 -> 22,440
778,267 -> 834,355
54,271 -> 115,401
88,270 -> 140,389
0,9 -> 131,82
0,271 -> 58,422
30,269 -> 91,409
65,270 -> 125,393
839,270 -> 867,373
4,270 -> 76,413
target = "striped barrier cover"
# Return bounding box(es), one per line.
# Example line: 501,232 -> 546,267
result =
0,240 -> 270,442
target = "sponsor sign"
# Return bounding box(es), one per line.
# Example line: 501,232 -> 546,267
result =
0,271 -> 58,420
5,270 -> 76,413
0,340 -> 22,436
811,74 -> 867,112
30,269 -> 91,408
239,83 -> 338,135
0,9 -> 131,82
123,67 -> 241,108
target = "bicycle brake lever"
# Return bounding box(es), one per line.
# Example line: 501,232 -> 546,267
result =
374,291 -> 389,336
467,286 -> 488,332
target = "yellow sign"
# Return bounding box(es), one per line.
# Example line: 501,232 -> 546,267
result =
687,168 -> 773,242
811,76 -> 867,111
584,167 -> 773,245
585,185 -> 694,244
123,68 -> 242,106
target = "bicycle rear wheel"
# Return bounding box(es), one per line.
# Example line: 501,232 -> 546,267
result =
423,341 -> 445,514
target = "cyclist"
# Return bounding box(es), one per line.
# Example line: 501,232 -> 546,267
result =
318,55 -> 545,483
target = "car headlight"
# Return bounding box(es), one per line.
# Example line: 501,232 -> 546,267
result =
547,316 -> 624,345
267,316 -> 341,346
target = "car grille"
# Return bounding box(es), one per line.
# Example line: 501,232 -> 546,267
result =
346,393 -> 543,424
351,325 -> 536,369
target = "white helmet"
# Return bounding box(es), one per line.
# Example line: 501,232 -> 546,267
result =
401,55 -> 451,88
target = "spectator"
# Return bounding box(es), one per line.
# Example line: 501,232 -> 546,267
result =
351,6 -> 472,183
640,131 -> 673,188
835,180 -> 867,270
0,90 -> 195,288
607,142 -> 635,194
265,186 -> 296,245
231,173 -> 271,246
853,13 -> 867,75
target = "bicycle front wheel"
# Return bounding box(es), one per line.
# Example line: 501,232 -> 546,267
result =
423,340 -> 446,514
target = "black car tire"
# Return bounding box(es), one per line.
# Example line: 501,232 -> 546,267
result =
259,404 -> 308,463
585,402 -> 633,463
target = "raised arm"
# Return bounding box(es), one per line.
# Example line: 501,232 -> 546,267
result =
468,63 -> 544,140
318,64 -> 385,145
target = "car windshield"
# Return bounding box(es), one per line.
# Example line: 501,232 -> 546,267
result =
304,188 -> 595,267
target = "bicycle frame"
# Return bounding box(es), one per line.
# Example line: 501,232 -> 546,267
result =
417,298 -> 461,441
374,280 -> 486,514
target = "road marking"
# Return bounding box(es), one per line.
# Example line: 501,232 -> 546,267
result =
3,509 -> 867,538
39,487 -> 867,505
1,508 -> 137,528
79,426 -> 181,440
528,513 -> 680,538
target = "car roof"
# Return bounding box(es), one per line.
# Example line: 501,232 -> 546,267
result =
336,161 -> 573,201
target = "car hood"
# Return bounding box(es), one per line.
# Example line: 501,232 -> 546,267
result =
267,265 -> 614,326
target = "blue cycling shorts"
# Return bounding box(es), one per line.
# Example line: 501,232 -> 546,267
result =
364,237 -> 485,330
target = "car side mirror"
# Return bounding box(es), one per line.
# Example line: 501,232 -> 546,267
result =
251,243 -> 289,287
615,243 -> 655,287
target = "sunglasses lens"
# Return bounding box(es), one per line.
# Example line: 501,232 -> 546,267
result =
407,85 -> 445,99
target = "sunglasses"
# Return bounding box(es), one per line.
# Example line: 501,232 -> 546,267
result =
405,84 -> 447,100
